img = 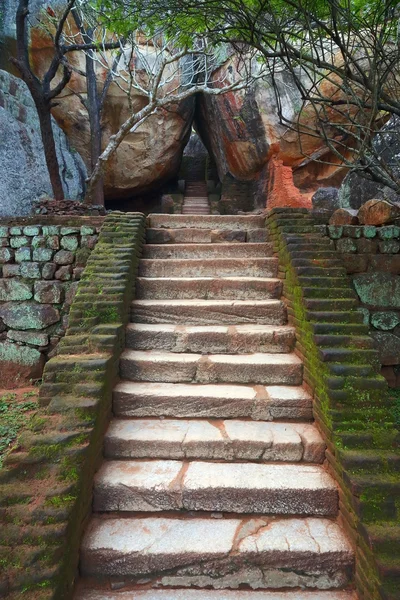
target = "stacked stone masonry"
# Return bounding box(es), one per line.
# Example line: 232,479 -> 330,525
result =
326,224 -> 400,388
267,209 -> 399,600
0,218 -> 103,379
0,213 -> 146,600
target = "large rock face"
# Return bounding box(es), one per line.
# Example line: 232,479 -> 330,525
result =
195,56 -> 349,199
0,70 -> 86,217
30,28 -> 195,200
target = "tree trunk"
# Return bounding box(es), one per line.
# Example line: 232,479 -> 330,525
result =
84,47 -> 104,206
35,100 -> 65,201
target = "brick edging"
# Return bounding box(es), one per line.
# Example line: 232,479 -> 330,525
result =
267,208 -> 399,600
0,212 -> 146,599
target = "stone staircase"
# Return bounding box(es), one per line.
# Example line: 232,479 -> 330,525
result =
75,215 -> 356,600
182,181 -> 211,214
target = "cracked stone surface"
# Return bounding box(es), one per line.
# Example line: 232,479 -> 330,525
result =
104,419 -> 324,462
80,517 -> 353,582
125,324 -> 295,354
93,460 -> 338,514
138,258 -> 278,279
113,382 -> 314,420
76,590 -> 358,599
120,350 -> 302,385
77,214 -> 355,598
136,277 -> 283,301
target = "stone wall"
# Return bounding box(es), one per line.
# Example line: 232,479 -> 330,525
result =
326,224 -> 400,387
0,217 -> 103,382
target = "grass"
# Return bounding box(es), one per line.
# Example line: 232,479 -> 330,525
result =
0,389 -> 39,468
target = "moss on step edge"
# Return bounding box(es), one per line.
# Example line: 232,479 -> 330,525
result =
266,208 -> 400,600
0,212 -> 146,600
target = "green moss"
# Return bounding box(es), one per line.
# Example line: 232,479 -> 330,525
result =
45,493 -> 77,508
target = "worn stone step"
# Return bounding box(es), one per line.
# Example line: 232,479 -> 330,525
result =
76,590 -> 358,600
312,323 -> 369,336
305,310 -> 364,324
80,516 -> 354,587
136,277 -> 282,300
138,258 -> 278,278
303,298 -> 358,310
125,324 -> 295,354
93,460 -> 338,515
318,347 -> 379,364
314,334 -> 374,349
148,214 -> 266,230
120,350 -> 303,385
105,419 -> 325,462
146,228 -> 268,244
131,299 -> 286,325
142,243 -> 272,259
326,363 -> 374,377
298,277 -> 349,288
113,382 -> 314,421
292,258 -> 344,268
295,266 -> 346,277
301,287 -> 355,299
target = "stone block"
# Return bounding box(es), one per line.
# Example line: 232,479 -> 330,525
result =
0,341 -> 44,377
358,199 -> 400,225
0,279 -> 33,301
73,267 -> 84,280
33,248 -> 54,262
343,226 -> 362,238
354,272 -> 400,309
9,227 -> 22,235
356,238 -> 377,254
363,225 -> 377,238
327,225 -> 343,239
15,247 -> 31,262
61,236 -> 79,251
0,237 -> 9,247
10,236 -> 29,248
32,235 -> 46,248
371,331 -> 400,365
42,226 -> 60,235
369,255 -> 400,274
0,303 -> 60,329
42,263 -> 57,280
336,238 -> 357,253
81,235 -> 98,249
64,282 -> 78,307
7,330 -> 49,346
0,226 -> 8,237
371,311 -> 400,331
339,254 -> 369,273
0,248 -> 13,263
20,262 -> 41,279
378,240 -> 400,254
378,225 -> 400,240
54,250 -> 74,265
81,226 -> 96,235
46,235 -> 60,250
55,266 -> 72,281
60,227 -> 80,235
2,264 -> 20,278
34,281 -> 63,304
23,226 -> 41,236
357,307 -> 370,325
329,208 -> 358,225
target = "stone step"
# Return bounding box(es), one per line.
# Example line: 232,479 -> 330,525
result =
76,590 -> 358,600
314,334 -> 374,349
146,228 -> 268,244
119,350 -> 303,385
138,258 -> 278,278
305,310 -> 364,324
104,419 -> 325,462
295,266 -> 346,278
93,460 -> 338,515
131,299 -> 286,325
113,382 -> 314,421
182,209 -> 211,214
80,516 -> 354,587
301,287 -> 355,299
125,323 -> 295,354
136,277 -> 282,300
148,214 -> 266,230
143,243 -> 272,259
